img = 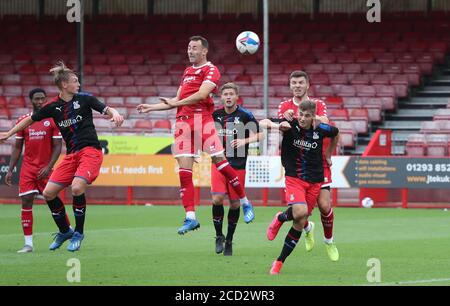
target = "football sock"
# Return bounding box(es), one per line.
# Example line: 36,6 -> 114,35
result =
226,207 -> 240,241
215,160 -> 246,199
73,194 -> 86,234
21,208 -> 33,239
47,197 -> 70,233
278,207 -> 293,222
179,168 -> 195,213
212,205 -> 224,237
321,208 -> 334,240
277,227 -> 302,263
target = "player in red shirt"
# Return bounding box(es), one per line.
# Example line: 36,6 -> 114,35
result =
274,70 -> 339,261
137,36 -> 255,235
1,62 -> 124,252
5,88 -> 62,253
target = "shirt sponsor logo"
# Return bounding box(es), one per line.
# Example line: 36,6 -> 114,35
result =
183,76 -> 196,83
293,139 -> 318,150
58,115 -> 83,128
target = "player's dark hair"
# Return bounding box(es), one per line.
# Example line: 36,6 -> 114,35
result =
189,35 -> 209,49
29,88 -> 46,100
220,82 -> 239,95
50,61 -> 76,89
299,100 -> 316,115
289,70 -> 310,83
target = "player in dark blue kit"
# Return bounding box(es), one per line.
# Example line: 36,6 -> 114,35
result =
211,83 -> 262,255
259,100 -> 339,274
0,62 -> 124,252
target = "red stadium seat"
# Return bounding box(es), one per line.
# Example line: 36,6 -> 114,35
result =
383,64 -> 403,74
82,75 -> 97,86
370,74 -> 390,85
83,86 -> 101,96
93,65 -> 111,75
116,76 -> 135,86
9,107 -> 31,119
270,74 -> 287,86
375,85 -> 396,98
421,121 -> 441,134
119,86 -> 139,97
426,134 -> 448,156
329,109 -> 349,121
2,74 -> 21,85
334,85 -> 356,97
317,53 -> 336,64
349,109 -> 369,133
18,64 -> 36,75
153,75 -> 172,86
355,52 -> 374,64
274,86 -> 292,98
134,75 -> 153,86
106,97 -> 125,106
342,64 -> 362,74
304,64 -> 324,74
108,55 -> 126,65
393,85 -> 408,98
356,85 -> 376,97
152,119 -> 172,133
0,108 -> 10,119
137,86 -> 158,96
125,55 -> 145,65
0,119 -> 13,131
111,65 -> 130,76
125,97 -> 144,106
363,63 -> 383,74
313,85 -> 334,97
129,65 -> 150,75
3,86 -> 22,97
328,74 -> 348,85
405,134 -> 427,156
150,65 -> 169,75
310,74 -> 329,85
376,53 -> 396,63
7,96 -> 26,108
342,97 -> 363,109
134,119 -> 152,132
350,74 -> 370,85
323,96 -> 343,109
96,76 -> 115,87
324,64 -> 343,74
101,86 -> 121,97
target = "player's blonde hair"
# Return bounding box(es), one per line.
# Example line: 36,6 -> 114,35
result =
49,61 -> 76,89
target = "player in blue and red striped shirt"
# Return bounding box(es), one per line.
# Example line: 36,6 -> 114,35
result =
260,100 -> 339,274
0,62 -> 124,252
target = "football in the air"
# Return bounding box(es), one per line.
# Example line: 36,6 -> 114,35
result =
236,31 -> 260,54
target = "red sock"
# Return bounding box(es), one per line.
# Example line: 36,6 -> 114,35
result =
215,160 -> 245,199
21,209 -> 33,236
179,168 -> 195,212
321,208 -> 334,239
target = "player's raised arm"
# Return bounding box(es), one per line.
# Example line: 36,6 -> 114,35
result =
137,87 -> 181,113
162,82 -> 216,108
259,119 -> 291,132
0,116 -> 34,144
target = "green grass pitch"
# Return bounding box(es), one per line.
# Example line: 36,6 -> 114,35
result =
0,204 -> 449,286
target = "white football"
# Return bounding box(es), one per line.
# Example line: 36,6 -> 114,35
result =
361,197 -> 374,208
236,31 -> 260,54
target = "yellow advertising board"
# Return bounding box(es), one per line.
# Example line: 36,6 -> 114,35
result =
93,154 -> 212,187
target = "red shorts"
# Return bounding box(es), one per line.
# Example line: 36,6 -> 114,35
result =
211,166 -> 246,201
19,165 -> 51,197
321,165 -> 332,188
173,114 -> 224,158
49,147 -> 103,187
285,176 -> 322,215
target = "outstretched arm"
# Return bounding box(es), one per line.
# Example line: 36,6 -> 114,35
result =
0,116 -> 34,144
259,119 -> 291,132
137,87 -> 181,113
162,82 -> 215,108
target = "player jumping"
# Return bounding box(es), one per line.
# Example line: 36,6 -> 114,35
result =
137,36 -> 255,235
259,100 -> 339,274
276,70 -> 339,261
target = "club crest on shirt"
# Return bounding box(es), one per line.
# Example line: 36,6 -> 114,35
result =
313,132 -> 320,139
73,101 -> 80,109
44,121 -> 50,127
290,194 -> 295,201
234,117 -> 240,124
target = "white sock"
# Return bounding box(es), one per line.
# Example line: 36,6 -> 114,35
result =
239,197 -> 249,205
304,222 -> 312,233
24,235 -> 33,247
324,237 -> 334,244
186,211 -> 196,220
